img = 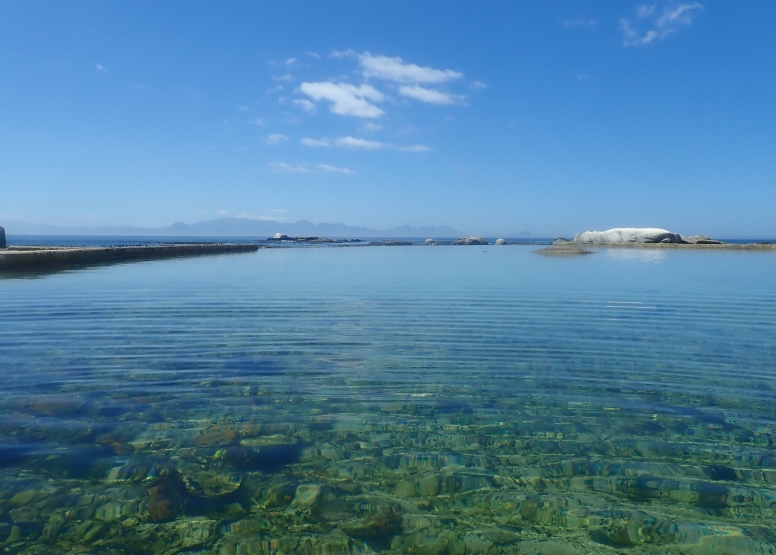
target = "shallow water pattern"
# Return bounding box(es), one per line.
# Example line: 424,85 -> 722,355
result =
1,246 -> 775,554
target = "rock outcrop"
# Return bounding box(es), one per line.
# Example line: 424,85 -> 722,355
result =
681,234 -> 723,245
495,239 -> 508,245
0,225 -> 5,249
369,240 -> 412,246
424,238 -> 436,245
574,228 -> 685,244
452,237 -> 488,245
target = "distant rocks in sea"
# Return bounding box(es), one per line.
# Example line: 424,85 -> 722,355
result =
0,225 -> 6,249
495,238 -> 508,245
573,228 -> 723,245
424,238 -> 436,245
368,240 -> 413,246
268,234 -> 362,244
452,236 -> 488,245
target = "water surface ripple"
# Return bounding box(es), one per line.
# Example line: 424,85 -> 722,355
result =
1,246 -> 774,554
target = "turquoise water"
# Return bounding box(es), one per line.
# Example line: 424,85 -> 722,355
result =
1,246 -> 774,554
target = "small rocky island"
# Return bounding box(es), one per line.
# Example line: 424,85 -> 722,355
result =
533,227 -> 774,255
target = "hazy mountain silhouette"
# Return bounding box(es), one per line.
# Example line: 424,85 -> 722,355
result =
5,218 -> 460,238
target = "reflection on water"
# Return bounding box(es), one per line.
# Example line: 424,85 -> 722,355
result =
602,247 -> 668,263
0,247 -> 774,554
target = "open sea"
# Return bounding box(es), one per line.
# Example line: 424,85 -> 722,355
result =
1,244 -> 774,554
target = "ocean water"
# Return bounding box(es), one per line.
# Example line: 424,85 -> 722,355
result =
0,245 -> 774,555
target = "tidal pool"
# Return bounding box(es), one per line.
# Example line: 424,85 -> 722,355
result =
1,246 -> 774,554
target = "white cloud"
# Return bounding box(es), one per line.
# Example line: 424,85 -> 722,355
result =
293,98 -> 316,112
266,134 -> 289,145
335,136 -> 384,149
272,208 -> 286,213
301,136 -> 431,152
637,3 -> 657,18
270,162 -> 354,174
621,3 -> 702,47
249,118 -> 265,126
218,210 -> 228,216
96,64 -> 106,71
285,57 -> 298,66
266,85 -> 283,94
397,144 -> 432,153
560,17 -> 597,28
317,164 -> 355,174
399,85 -> 462,105
237,212 -> 286,221
273,73 -> 294,81
470,80 -> 488,90
307,51 -> 320,59
360,121 -> 383,133
358,52 -> 463,83
299,82 -> 385,118
301,137 -> 331,147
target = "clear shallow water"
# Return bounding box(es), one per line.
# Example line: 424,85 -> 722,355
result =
1,246 -> 774,555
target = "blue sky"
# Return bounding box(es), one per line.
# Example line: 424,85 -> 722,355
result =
1,1 -> 773,237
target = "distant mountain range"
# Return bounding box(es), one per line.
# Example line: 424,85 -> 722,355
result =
4,218 -> 462,239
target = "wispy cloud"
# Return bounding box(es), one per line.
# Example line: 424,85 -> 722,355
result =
300,136 -> 431,152
273,73 -> 294,82
300,137 -> 332,147
357,52 -> 463,83
239,106 -> 250,112
96,64 -> 107,72
249,118 -> 265,126
293,98 -> 316,113
285,57 -> 298,66
470,80 -> 488,90
272,208 -> 286,213
560,17 -> 597,28
266,85 -> 283,94
360,121 -> 383,133
621,3 -> 703,46
270,162 -> 354,174
575,72 -> 592,82
299,82 -> 385,118
266,134 -> 289,145
399,85 -> 463,105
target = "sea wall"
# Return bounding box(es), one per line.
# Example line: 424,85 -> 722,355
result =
0,243 -> 260,270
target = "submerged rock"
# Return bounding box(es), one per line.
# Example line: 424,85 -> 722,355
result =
292,484 -> 323,508
173,518 -> 217,549
452,236 -> 487,245
533,244 -> 595,256
574,228 -> 685,244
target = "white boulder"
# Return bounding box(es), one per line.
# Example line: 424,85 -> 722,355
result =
495,238 -> 508,245
573,228 -> 685,244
